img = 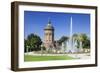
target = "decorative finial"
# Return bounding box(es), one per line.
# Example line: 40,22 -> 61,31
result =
48,18 -> 51,25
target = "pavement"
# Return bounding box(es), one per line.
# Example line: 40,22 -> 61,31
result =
25,52 -> 91,59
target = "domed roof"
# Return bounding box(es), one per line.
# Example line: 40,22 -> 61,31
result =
44,20 -> 54,30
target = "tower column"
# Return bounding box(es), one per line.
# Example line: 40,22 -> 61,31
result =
44,19 -> 54,49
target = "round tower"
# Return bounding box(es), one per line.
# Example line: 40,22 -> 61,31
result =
44,19 -> 54,49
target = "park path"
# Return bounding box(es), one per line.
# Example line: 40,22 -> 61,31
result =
25,52 -> 91,59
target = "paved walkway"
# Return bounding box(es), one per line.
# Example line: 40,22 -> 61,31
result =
67,53 -> 90,59
25,52 -> 91,59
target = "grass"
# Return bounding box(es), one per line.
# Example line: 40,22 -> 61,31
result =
24,55 -> 75,62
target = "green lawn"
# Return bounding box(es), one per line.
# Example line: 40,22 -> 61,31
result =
24,55 -> 74,62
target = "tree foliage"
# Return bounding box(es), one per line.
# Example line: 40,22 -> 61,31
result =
58,36 -> 69,45
73,33 -> 90,49
24,33 -> 42,52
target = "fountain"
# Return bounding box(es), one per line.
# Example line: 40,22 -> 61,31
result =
61,17 -> 78,53
79,41 -> 83,52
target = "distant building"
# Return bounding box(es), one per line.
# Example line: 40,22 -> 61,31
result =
44,19 -> 54,49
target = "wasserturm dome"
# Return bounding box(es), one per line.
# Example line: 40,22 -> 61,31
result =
44,19 -> 54,30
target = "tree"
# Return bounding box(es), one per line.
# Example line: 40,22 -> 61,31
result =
24,39 -> 28,52
58,36 -> 69,53
72,33 -> 90,49
25,33 -> 42,51
72,34 -> 78,41
81,34 -> 90,49
58,36 -> 69,45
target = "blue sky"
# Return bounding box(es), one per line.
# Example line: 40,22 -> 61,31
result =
24,11 -> 90,41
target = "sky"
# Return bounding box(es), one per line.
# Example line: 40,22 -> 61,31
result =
24,11 -> 90,41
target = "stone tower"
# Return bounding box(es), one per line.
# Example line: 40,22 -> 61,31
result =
44,19 -> 54,49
